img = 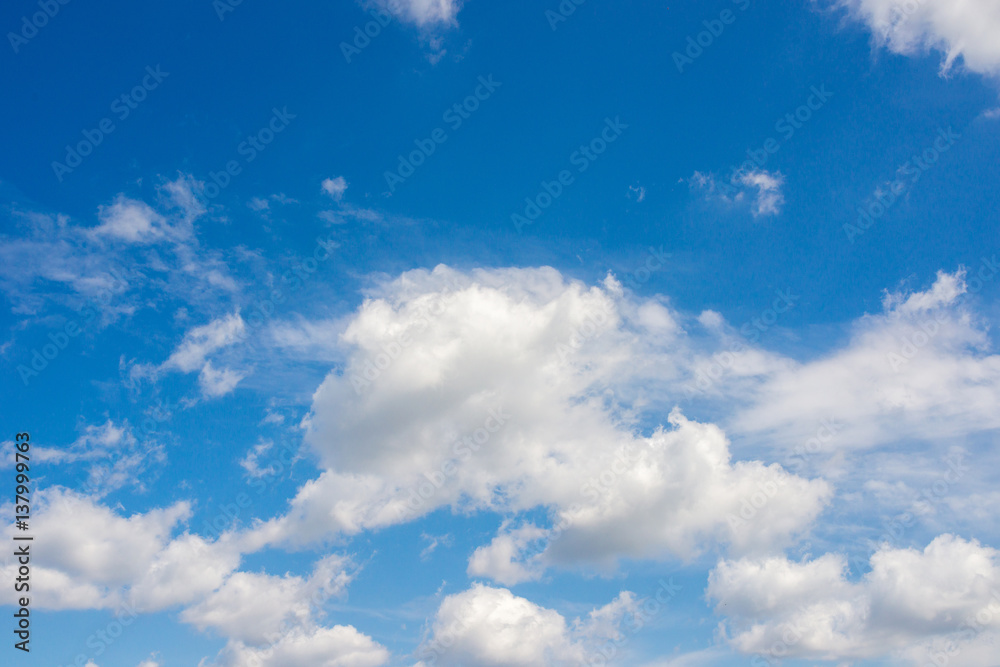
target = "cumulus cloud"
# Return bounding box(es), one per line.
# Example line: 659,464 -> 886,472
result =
730,268 -> 1000,455
0,489 -> 211,610
181,554 -> 353,644
413,584 -> 637,667
0,489 -> 383,667
245,266 -> 829,572
210,625 -> 389,667
467,522 -> 548,585
841,0 -> 1000,77
708,534 -> 1000,664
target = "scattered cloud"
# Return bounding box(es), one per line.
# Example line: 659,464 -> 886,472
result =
709,534 -> 1000,663
199,361 -> 246,398
735,169 -> 785,216
688,168 -> 785,217
730,269 -> 1000,454
209,625 -> 389,667
240,439 -> 280,478
0,420 -> 165,497
163,313 -> 246,373
467,522 -> 548,584
91,197 -> 172,244
321,176 -> 349,201
180,554 -> 353,644
246,266 -> 830,571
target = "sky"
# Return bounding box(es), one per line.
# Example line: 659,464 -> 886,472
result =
1,0 -> 1000,666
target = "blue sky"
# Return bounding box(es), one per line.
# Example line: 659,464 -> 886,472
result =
2,1 -> 1000,666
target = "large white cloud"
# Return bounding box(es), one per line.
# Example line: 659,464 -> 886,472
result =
0,488 -> 239,611
246,266 -> 829,574
412,584 -> 637,667
841,0 -> 1000,77
209,625 -> 390,667
181,554 -> 353,644
708,534 -> 1000,664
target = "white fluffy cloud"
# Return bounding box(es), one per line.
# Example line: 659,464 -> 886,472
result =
841,0 -> 1000,77
467,522 -> 549,585
181,554 -> 353,644
708,534 -> 1000,664
143,311 -> 250,397
210,625 -> 389,667
0,489 -> 260,614
730,268 -> 1000,455
413,584 -> 636,667
164,312 -> 246,373
246,266 -> 829,572
0,489 -> 386,667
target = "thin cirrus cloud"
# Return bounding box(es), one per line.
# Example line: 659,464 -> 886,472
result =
0,175 -> 239,321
